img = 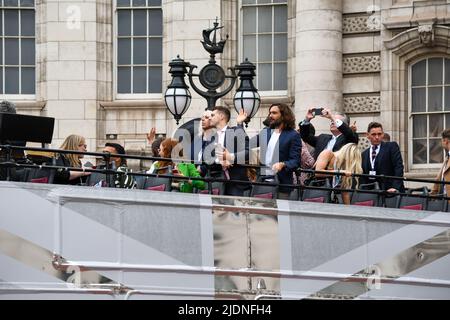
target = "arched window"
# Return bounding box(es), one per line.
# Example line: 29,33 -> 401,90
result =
240,0 -> 287,94
115,0 -> 162,98
410,57 -> 450,166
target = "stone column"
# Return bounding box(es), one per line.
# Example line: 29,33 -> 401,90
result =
37,0 -> 99,151
295,0 -> 343,134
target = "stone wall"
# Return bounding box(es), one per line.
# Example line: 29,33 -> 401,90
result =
9,0 -> 450,178
33,0 -> 101,153
342,0 -> 382,141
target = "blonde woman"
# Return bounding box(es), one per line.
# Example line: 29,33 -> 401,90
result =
314,143 -> 363,205
54,134 -> 91,185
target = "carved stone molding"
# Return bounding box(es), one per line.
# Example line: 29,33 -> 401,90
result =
15,101 -> 46,111
384,25 -> 450,53
223,96 -> 293,107
99,100 -> 166,110
344,95 -> 380,114
343,15 -> 380,34
343,55 -> 380,74
418,24 -> 435,46
358,136 -> 370,151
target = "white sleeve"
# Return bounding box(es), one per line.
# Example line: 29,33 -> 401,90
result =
300,119 -> 310,126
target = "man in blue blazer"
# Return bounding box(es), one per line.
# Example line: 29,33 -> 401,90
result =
361,122 -> 405,192
238,103 -> 302,199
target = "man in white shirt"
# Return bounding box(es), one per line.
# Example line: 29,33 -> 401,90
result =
203,106 -> 249,196
299,108 -> 359,160
264,129 -> 281,176
237,103 -> 302,199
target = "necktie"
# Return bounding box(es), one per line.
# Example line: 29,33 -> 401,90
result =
371,145 -> 377,162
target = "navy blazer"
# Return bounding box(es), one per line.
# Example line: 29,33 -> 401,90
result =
361,141 -> 405,192
300,121 -> 359,160
252,127 -> 302,193
189,134 -> 210,164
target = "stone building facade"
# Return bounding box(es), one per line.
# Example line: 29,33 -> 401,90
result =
3,0 -> 450,179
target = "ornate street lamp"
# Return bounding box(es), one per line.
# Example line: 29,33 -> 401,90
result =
165,19 -> 260,129
164,56 -> 192,125
233,58 -> 260,127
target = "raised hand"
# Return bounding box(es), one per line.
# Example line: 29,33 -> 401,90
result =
236,109 -> 248,125
321,108 -> 334,121
305,108 -> 314,121
146,127 -> 156,144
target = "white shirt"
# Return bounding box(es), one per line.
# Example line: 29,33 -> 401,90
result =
215,125 -> 236,163
197,136 -> 209,162
442,151 -> 450,179
197,129 -> 216,162
442,151 -> 450,193
265,130 -> 281,176
325,133 -> 342,151
217,125 -> 228,147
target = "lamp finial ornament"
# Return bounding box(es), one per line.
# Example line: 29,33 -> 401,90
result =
201,21 -> 228,56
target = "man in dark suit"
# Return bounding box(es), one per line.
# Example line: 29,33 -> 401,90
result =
238,103 -> 301,199
361,122 -> 404,192
299,108 -> 358,160
202,106 -> 249,196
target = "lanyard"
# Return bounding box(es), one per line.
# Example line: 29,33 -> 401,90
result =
370,145 -> 379,171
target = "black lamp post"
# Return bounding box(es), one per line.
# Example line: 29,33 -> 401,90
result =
164,19 -> 260,126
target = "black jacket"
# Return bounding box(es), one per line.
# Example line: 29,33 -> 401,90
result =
361,141 -> 405,192
54,154 -> 86,185
300,121 -> 359,160
0,140 -> 26,181
201,125 -> 250,195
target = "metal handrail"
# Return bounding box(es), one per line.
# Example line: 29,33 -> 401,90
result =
3,144 -> 450,204
1,143 -> 449,184
124,289 -> 244,300
2,159 -> 450,204
0,144 -> 262,168
0,287 -> 115,295
51,260 -> 450,289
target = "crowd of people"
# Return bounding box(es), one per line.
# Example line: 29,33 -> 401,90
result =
2,99 -> 450,206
